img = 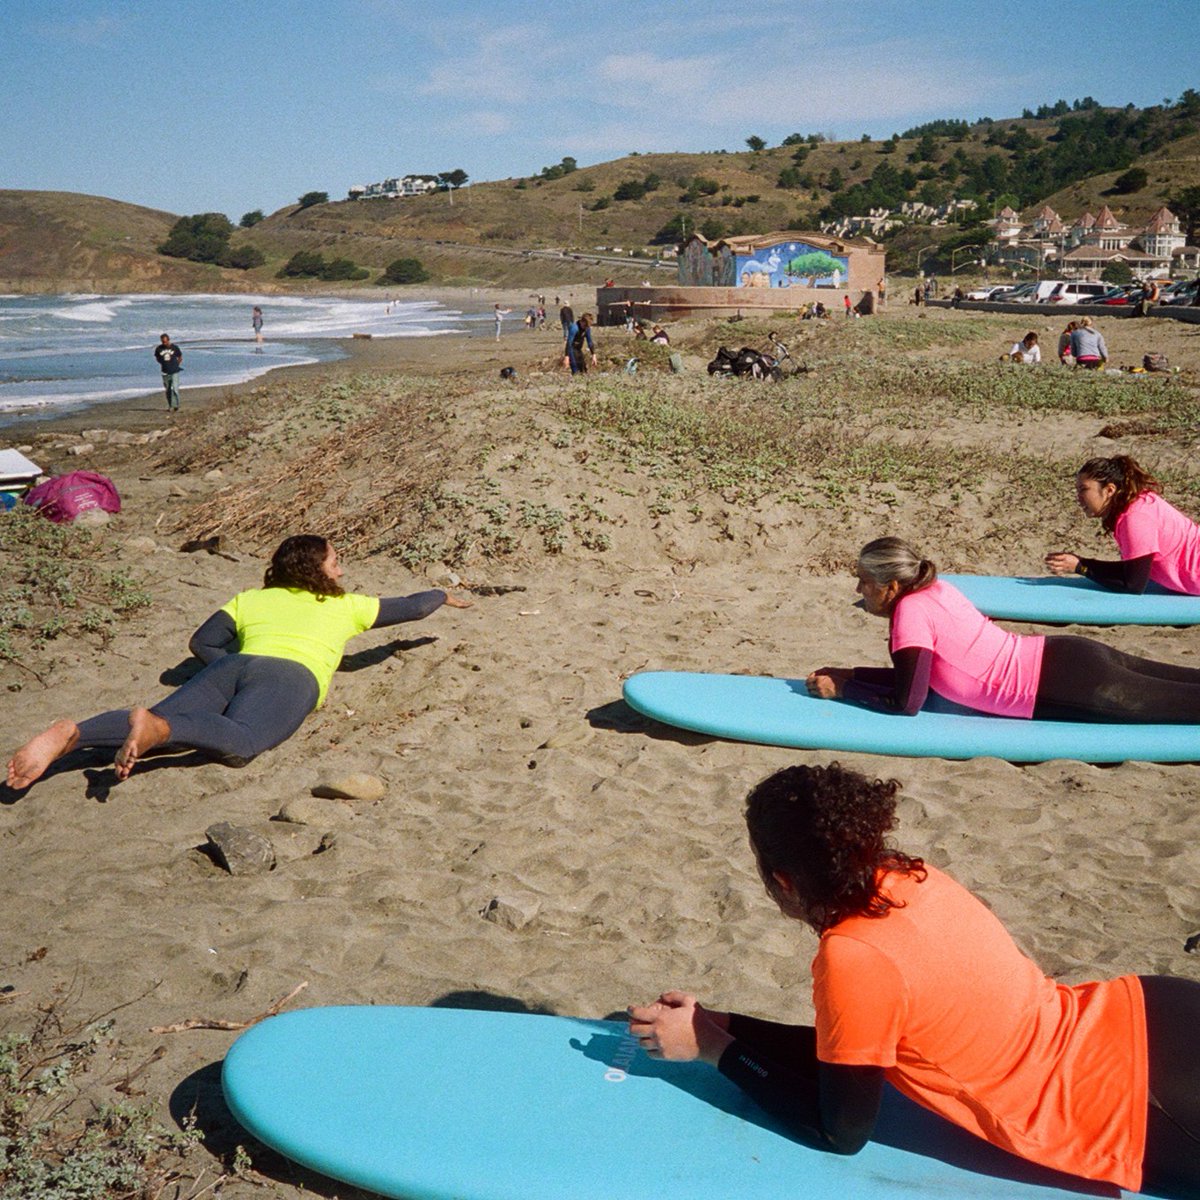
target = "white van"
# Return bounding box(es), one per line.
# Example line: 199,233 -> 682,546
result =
1022,279 -> 1066,303
1046,281 -> 1110,304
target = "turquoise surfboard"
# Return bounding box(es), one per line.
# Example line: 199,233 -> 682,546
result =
943,573 -> 1200,626
622,670 -> 1200,762
222,1006 -> 1125,1199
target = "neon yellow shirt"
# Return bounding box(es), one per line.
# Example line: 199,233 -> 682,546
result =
221,588 -> 380,707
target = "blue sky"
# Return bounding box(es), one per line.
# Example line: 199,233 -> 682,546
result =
3,0 -> 1197,220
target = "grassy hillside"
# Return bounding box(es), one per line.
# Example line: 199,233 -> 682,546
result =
1035,128 -> 1200,224
5,96 -> 1199,292
0,191 -> 228,292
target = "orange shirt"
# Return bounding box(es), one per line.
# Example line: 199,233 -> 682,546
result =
812,866 -> 1147,1191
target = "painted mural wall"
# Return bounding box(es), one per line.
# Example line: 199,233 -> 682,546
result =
735,240 -> 848,289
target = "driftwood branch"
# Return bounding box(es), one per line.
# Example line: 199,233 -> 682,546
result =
149,981 -> 308,1034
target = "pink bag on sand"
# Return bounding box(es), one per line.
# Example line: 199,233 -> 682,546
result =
24,471 -> 121,524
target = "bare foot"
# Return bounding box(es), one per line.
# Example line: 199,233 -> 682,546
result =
114,709 -> 171,781
6,720 -> 80,789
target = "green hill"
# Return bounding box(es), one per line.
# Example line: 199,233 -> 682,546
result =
0,191 -> 232,292
4,94 -> 1199,291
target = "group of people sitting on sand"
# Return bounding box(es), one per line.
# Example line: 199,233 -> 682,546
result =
7,454 -> 1200,1197
1006,317 -> 1110,367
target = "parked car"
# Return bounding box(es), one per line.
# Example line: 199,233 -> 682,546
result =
1162,278 -> 1200,305
1093,286 -> 1137,305
1046,281 -> 1111,303
964,285 -> 1008,300
991,282 -> 1039,302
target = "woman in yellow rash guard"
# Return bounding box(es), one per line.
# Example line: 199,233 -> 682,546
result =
6,535 -> 470,788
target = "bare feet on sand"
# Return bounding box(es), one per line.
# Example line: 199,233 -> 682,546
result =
114,709 -> 171,781
6,720 -> 80,789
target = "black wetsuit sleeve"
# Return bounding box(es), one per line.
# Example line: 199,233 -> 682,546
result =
717,1023 -> 883,1154
841,647 -> 931,716
372,590 -> 447,628
188,610 -> 238,663
1075,554 -> 1154,594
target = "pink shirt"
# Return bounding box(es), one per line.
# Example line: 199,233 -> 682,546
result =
1113,491 -> 1200,595
890,579 -> 1044,718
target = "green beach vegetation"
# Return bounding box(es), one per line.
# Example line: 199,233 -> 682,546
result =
0,509 -> 152,676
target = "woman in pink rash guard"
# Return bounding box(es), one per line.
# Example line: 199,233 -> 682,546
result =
1045,456 -> 1200,595
807,537 -> 1200,722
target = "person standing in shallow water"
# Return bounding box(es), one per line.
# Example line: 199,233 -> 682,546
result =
252,306 -> 264,349
154,333 -> 182,411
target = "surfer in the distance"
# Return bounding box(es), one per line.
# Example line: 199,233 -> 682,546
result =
1045,454 -> 1200,595
805,536 -> 1200,721
6,535 -> 471,790
628,762 -> 1200,1196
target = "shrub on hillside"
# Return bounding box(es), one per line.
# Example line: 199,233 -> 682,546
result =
297,191 -> 329,209
240,209 -> 264,227
278,250 -> 326,278
158,212 -> 233,264
320,257 -> 369,281
158,213 -> 263,270
381,257 -> 430,284
221,243 -> 265,270
1111,167 -> 1148,194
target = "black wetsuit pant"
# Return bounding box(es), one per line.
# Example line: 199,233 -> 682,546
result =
1032,636 -> 1200,723
1142,975 -> 1200,1196
74,654 -> 318,765
727,976 -> 1200,1196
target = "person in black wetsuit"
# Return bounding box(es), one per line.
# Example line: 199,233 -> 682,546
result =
1045,455 -> 1200,596
6,535 -> 471,789
806,537 -> 1200,723
628,762 -> 1200,1197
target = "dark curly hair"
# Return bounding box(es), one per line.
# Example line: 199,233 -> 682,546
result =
1077,455 -> 1161,534
262,535 -> 343,599
745,762 -> 925,933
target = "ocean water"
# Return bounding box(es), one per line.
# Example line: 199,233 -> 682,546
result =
0,292 -> 475,420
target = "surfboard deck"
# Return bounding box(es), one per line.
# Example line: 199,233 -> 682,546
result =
622,670 -> 1199,762
943,573 -> 1200,626
222,1006 -> 1124,1200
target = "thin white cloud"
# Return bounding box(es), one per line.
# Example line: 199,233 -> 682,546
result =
417,24 -> 557,104
446,109 -> 513,136
34,14 -> 124,45
589,42 -> 993,131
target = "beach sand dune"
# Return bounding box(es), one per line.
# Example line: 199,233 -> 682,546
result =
2,302 -> 1198,1197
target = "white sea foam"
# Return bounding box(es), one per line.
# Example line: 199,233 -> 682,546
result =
0,292 -> 475,422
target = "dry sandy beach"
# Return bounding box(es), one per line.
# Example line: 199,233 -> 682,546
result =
2,296 -> 1200,1197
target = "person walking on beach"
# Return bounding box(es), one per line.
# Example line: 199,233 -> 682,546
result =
154,333 -> 183,412
252,306 -> 264,349
630,762 -> 1200,1196
493,304 -> 511,341
5,535 -> 472,790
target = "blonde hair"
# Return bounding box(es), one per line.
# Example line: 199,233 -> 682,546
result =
857,537 -> 937,595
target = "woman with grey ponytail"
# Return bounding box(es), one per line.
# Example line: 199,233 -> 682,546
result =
806,536 -> 1200,722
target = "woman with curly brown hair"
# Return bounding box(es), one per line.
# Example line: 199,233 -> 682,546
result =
806,536 -> 1200,722
628,762 -> 1200,1196
1046,455 -> 1200,595
6,535 -> 470,789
